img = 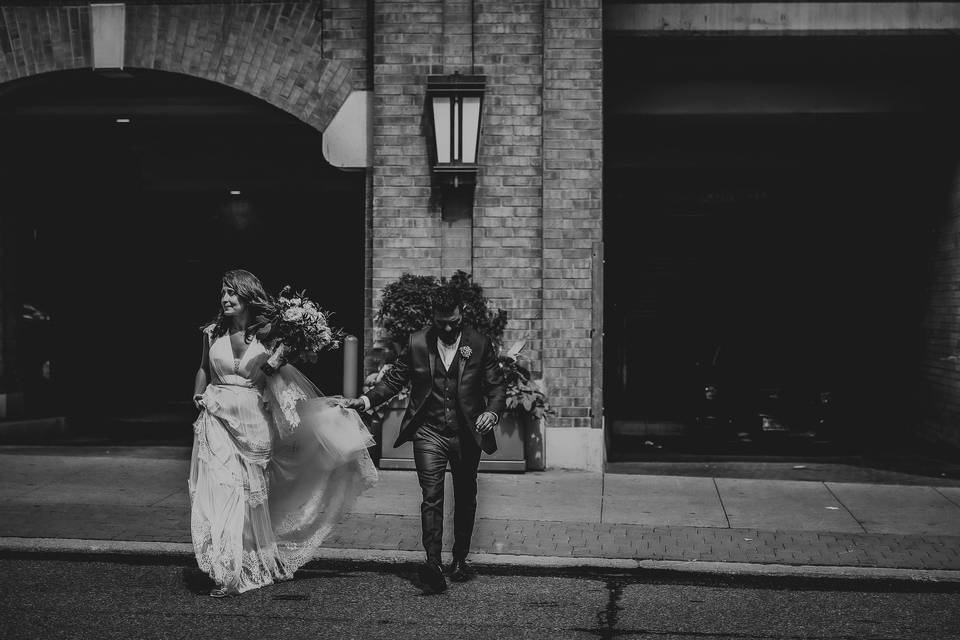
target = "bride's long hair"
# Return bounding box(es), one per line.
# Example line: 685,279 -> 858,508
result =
209,269 -> 275,343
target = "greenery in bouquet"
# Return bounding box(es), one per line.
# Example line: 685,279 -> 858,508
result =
268,286 -> 344,364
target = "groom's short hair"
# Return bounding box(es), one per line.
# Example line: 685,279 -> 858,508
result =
431,285 -> 462,315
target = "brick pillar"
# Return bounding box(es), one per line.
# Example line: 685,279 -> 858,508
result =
540,0 -> 603,469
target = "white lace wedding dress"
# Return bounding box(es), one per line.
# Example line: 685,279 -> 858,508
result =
189,326 -> 377,594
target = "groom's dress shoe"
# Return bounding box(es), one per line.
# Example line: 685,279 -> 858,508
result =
447,558 -> 475,582
418,560 -> 447,594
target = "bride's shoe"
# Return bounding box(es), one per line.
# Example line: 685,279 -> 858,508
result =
209,585 -> 231,598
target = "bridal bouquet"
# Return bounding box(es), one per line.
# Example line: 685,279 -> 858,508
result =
265,286 -> 344,369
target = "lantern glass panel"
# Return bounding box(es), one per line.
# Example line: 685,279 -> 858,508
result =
453,98 -> 461,161
461,96 -> 481,164
431,96 -> 452,164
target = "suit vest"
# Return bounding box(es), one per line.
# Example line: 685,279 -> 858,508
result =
420,343 -> 465,434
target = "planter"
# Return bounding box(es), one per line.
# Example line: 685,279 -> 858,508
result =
481,410 -> 525,472
523,413 -> 546,471
377,396 -> 526,472
378,395 -> 414,469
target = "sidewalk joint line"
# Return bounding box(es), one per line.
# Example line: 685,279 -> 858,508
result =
147,488 -> 183,508
934,486 -> 960,510
823,481 -> 867,534
712,477 -> 731,529
600,472 -> 605,523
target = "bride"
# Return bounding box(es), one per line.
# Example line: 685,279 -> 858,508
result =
190,269 -> 377,597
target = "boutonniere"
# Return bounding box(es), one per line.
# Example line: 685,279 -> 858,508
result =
459,345 -> 473,359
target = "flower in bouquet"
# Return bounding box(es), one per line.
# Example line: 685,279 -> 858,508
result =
267,286 -> 344,368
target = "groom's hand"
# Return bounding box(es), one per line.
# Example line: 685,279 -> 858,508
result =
475,412 -> 497,433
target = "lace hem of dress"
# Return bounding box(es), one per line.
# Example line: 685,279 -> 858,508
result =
192,521 -> 291,591
277,524 -> 336,571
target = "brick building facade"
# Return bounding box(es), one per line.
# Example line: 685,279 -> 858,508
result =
2,2 -> 960,468
0,0 -> 604,469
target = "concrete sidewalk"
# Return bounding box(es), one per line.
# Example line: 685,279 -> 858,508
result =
2,446 -> 960,580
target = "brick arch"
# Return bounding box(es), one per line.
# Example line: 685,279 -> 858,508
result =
0,2 -> 356,133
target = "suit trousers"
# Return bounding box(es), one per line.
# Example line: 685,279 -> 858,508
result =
412,426 -> 483,564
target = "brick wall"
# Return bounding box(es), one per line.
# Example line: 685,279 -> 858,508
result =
125,2 -> 357,132
370,0 -> 444,323
0,5 -> 92,82
369,0 -> 603,443
323,0 -> 369,90
919,165 -> 960,450
1,3 -> 361,131
541,0 -> 602,430
473,0 -> 544,369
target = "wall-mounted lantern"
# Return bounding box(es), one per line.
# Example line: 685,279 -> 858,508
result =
426,73 -> 486,190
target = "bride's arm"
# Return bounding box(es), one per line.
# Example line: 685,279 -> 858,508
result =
193,331 -> 211,408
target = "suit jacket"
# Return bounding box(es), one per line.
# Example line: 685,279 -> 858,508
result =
364,326 -> 506,454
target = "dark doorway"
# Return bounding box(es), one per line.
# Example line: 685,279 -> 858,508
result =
1,69 -> 365,438
604,36 -> 960,457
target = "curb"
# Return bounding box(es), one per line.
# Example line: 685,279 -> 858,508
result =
3,537 -> 960,584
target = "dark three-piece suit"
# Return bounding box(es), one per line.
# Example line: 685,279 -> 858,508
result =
363,325 -> 506,563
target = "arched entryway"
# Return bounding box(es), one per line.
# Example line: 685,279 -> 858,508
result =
1,68 -> 365,438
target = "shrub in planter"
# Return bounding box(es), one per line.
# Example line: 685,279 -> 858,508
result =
375,270 -> 507,354
370,271 -> 548,468
500,341 -> 551,422
375,273 -> 438,355
499,340 -> 552,470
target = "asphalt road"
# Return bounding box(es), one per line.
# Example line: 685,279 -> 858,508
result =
2,556 -> 960,640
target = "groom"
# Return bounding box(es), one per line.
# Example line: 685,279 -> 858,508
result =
346,286 -> 505,593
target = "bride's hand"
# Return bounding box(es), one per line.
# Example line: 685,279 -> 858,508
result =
260,362 -> 281,377
266,343 -> 289,371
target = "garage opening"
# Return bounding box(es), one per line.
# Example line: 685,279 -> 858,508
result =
604,36 -> 960,458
